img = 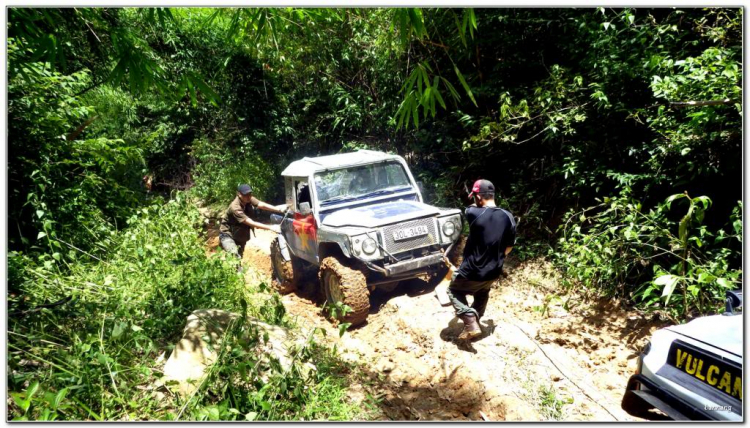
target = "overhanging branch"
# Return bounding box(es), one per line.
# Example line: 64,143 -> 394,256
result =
671,99 -> 736,108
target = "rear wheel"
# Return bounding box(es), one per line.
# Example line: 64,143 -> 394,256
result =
270,237 -> 300,294
319,257 -> 370,326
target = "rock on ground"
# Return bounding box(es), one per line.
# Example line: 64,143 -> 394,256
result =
161,309 -> 309,397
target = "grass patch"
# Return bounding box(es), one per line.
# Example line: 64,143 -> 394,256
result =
517,374 -> 572,420
8,193 -> 362,421
537,384 -> 570,420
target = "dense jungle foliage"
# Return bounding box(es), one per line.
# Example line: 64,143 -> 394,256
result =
7,7 -> 742,420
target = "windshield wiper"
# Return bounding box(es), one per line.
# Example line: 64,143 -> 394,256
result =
320,195 -> 355,205
358,186 -> 413,198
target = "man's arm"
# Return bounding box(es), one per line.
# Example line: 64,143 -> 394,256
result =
257,200 -> 287,214
243,217 -> 280,233
505,246 -> 513,256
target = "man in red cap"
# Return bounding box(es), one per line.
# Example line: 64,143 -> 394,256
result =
219,183 -> 286,263
448,179 -> 516,340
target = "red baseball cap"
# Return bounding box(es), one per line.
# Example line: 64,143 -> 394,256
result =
468,179 -> 495,198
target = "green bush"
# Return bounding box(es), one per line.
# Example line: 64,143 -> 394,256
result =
8,48 -> 146,259
557,193 -> 742,319
8,193 -> 358,421
190,137 -> 276,207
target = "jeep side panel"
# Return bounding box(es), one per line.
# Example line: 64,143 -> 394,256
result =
281,176 -> 319,264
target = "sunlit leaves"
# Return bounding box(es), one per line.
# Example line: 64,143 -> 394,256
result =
560,188 -> 739,318
9,7 -> 220,105
395,62 -> 464,129
106,34 -> 169,96
392,8 -> 479,129
391,8 -> 427,45
650,47 -> 741,104
655,274 -> 679,304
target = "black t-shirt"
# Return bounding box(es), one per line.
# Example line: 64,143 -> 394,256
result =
457,206 -> 517,282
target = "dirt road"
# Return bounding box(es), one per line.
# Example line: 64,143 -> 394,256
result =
209,226 -> 666,421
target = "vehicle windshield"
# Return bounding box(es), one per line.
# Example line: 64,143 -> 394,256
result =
314,161 -> 412,205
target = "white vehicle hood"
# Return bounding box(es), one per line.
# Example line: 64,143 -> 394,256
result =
321,200 -> 440,228
665,314 -> 743,357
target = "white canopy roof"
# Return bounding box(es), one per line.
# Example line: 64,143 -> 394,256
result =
280,150 -> 402,177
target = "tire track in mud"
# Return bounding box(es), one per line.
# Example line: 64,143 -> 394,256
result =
205,221 -> 665,421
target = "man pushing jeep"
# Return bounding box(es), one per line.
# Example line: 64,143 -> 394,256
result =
448,179 -> 516,340
219,184 -> 286,262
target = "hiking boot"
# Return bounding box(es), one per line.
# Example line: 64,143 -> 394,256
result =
458,314 -> 482,340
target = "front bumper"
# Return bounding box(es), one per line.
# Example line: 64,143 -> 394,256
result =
384,253 -> 443,276
622,374 -> 716,421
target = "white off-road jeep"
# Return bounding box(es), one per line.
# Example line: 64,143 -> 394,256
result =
269,150 -> 462,326
621,291 -> 743,421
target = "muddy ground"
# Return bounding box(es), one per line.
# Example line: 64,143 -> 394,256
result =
206,223 -> 668,421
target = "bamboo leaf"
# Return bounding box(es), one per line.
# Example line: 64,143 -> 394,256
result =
202,9 -> 222,30
407,8 -> 425,39
421,66 -> 431,90
128,58 -> 140,95
434,86 -> 447,109
417,68 -> 423,95
454,65 -> 477,106
186,76 -> 197,107
468,9 -> 477,38
454,13 -> 467,47
399,9 -> 409,45
429,87 -> 437,116
441,77 -> 461,101
412,95 -> 419,128
107,57 -> 127,85
396,103 -> 406,130
192,74 -> 221,107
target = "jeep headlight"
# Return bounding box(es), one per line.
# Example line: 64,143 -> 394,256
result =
442,220 -> 456,237
439,216 -> 460,242
362,238 -> 378,255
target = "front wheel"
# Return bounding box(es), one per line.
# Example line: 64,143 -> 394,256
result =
319,257 -> 370,326
270,237 -> 300,294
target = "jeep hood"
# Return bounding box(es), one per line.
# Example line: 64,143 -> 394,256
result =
321,200 -> 440,228
665,314 -> 743,357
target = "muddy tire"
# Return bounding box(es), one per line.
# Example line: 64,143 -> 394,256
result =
319,257 -> 370,326
270,237 -> 299,295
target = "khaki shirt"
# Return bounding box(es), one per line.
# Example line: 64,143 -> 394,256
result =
219,196 -> 260,244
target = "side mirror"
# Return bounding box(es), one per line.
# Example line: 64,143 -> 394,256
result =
269,214 -> 283,225
299,202 -> 312,216
725,290 -> 743,315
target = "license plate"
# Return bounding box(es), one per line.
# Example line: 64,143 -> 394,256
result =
666,339 -> 742,402
392,225 -> 429,241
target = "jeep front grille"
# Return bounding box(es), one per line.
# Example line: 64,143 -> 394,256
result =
382,218 -> 438,254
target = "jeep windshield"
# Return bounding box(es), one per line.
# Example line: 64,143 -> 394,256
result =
315,161 -> 413,206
